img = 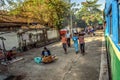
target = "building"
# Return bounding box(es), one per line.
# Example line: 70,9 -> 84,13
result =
0,10 -> 40,31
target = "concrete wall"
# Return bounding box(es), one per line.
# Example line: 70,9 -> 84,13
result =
0,29 -> 59,51
0,32 -> 19,50
47,30 -> 58,39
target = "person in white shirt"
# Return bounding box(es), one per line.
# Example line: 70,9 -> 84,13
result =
66,30 -> 71,47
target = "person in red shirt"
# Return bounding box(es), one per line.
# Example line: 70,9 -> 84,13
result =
79,32 -> 85,55
7,50 -> 13,60
61,34 -> 67,54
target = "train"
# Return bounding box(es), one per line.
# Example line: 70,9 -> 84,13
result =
104,0 -> 120,80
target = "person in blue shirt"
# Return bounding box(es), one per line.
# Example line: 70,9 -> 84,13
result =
41,47 -> 57,63
41,47 -> 51,57
41,47 -> 52,63
72,33 -> 79,54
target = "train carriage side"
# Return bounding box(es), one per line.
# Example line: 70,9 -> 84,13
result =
105,0 -> 120,80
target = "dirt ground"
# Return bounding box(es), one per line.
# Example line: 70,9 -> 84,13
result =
0,30 -> 104,80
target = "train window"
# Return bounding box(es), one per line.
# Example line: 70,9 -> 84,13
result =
109,10 -> 112,35
119,0 -> 120,3
119,3 -> 120,42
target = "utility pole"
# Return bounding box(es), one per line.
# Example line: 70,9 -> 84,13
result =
69,0 -> 73,35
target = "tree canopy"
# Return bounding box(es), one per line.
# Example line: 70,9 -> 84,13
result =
0,0 -> 103,29
76,0 -> 103,27
0,0 -> 70,30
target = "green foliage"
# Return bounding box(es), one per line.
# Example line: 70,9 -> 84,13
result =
0,0 -> 103,29
4,0 -> 70,30
76,0 -> 103,26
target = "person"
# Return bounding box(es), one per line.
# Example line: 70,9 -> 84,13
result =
103,21 -> 106,32
66,30 -> 71,47
85,27 -> 88,34
41,47 -> 57,63
11,47 -> 17,58
87,27 -> 91,35
61,34 -> 67,54
41,47 -> 53,63
91,27 -> 96,36
6,50 -> 13,60
41,47 -> 51,57
79,32 -> 85,55
72,33 -> 79,54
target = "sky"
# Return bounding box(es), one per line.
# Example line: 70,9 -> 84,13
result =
71,0 -> 105,10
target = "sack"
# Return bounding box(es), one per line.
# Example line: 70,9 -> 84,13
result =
42,56 -> 53,63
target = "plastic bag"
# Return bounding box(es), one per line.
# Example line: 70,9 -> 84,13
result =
34,57 -> 42,64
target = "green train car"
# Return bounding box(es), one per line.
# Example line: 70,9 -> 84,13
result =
105,0 -> 120,80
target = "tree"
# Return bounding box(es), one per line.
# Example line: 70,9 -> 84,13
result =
7,0 -> 70,30
76,0 -> 102,27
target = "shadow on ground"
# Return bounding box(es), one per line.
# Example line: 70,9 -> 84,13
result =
0,34 -> 105,80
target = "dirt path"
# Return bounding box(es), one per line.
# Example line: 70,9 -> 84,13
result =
2,31 -> 104,80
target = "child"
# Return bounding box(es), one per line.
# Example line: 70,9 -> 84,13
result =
79,33 -> 85,55
61,34 -> 67,54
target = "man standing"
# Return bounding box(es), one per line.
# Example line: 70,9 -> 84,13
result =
66,30 -> 71,47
